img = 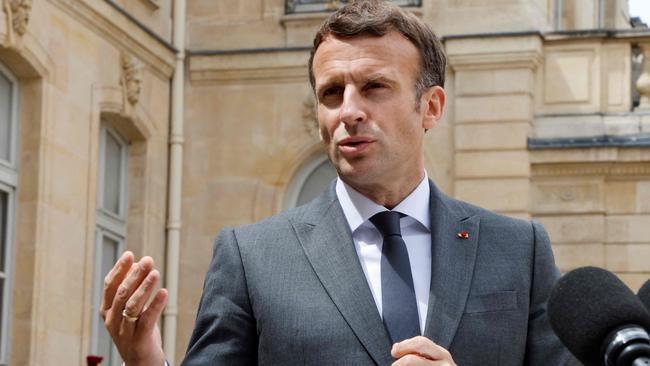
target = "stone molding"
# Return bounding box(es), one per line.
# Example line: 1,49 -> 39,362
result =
446,36 -> 543,71
532,162 -> 650,177
189,49 -> 309,84
449,50 -> 542,71
48,0 -> 174,80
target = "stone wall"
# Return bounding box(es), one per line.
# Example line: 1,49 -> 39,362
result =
0,0 -> 174,364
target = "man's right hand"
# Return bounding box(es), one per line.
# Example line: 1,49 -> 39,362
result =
100,251 -> 169,366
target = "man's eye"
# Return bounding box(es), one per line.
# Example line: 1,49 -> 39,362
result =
321,87 -> 342,98
365,82 -> 385,90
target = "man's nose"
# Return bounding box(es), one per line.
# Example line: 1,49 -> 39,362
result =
339,87 -> 367,126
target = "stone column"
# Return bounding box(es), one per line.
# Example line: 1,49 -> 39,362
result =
446,35 -> 542,218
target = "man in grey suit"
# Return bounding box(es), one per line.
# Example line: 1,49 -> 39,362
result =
100,1 -> 572,365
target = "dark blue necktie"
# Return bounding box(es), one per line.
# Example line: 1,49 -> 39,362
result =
369,211 -> 420,343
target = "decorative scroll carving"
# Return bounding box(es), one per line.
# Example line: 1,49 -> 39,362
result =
120,53 -> 143,105
302,96 -> 319,140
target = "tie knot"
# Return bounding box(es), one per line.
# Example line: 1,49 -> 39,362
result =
369,211 -> 403,238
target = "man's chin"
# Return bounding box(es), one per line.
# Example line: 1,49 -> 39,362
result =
334,162 -> 378,186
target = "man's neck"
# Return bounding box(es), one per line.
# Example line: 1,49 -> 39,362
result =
340,170 -> 426,209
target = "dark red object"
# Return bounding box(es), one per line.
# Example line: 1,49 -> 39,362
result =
457,231 -> 470,239
86,355 -> 103,366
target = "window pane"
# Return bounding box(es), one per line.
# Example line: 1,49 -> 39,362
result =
97,235 -> 120,365
297,160 -> 337,206
0,191 -> 6,272
102,131 -> 123,215
0,72 -> 12,162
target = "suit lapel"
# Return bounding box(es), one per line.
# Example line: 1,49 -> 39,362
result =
292,185 -> 393,365
423,181 -> 480,349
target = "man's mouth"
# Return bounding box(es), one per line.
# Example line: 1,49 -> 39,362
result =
337,137 -> 375,155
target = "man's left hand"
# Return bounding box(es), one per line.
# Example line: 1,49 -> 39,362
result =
391,336 -> 457,366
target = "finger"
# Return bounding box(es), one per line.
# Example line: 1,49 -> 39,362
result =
392,336 -> 452,361
100,251 -> 134,317
119,269 -> 161,336
108,257 -> 154,332
137,288 -> 168,335
391,354 -> 433,366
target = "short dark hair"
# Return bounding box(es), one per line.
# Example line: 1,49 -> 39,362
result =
308,0 -> 447,100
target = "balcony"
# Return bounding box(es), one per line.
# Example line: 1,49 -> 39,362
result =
285,0 -> 421,14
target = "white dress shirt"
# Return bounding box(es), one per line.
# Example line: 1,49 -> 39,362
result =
335,173 -> 432,333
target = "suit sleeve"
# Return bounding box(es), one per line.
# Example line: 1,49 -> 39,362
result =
181,228 -> 257,365
523,221 -> 578,366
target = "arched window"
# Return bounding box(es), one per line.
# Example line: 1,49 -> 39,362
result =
0,61 -> 19,365
91,122 -> 129,366
285,155 -> 337,209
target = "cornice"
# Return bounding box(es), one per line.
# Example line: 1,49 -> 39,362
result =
47,0 -> 175,80
448,50 -> 542,71
189,49 -> 309,84
532,162 -> 650,177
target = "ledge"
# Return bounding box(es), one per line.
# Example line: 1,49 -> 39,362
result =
189,48 -> 310,84
528,134 -> 650,149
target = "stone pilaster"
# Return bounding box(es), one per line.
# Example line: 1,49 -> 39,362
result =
446,35 -> 542,217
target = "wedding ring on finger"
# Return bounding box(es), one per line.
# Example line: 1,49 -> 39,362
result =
121,309 -> 140,323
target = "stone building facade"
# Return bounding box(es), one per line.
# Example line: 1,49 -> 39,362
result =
0,0 -> 649,365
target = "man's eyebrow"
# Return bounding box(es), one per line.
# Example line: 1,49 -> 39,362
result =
315,78 -> 341,95
366,74 -> 398,88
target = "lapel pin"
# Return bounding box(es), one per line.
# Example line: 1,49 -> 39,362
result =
457,231 -> 470,239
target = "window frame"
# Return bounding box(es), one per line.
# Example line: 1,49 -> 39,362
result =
0,182 -> 15,366
0,61 -> 19,366
90,122 -> 129,366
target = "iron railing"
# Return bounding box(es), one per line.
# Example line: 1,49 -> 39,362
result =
286,0 -> 421,14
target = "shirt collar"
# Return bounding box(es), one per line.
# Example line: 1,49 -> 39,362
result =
335,171 -> 431,233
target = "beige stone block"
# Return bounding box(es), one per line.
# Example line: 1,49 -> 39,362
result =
641,115 -> 650,133
454,178 -> 529,212
606,215 -> 650,243
553,243 -> 605,272
616,272 -> 650,292
602,43 -> 631,112
603,115 -> 642,136
605,181 -> 637,214
532,179 -> 604,214
455,122 -> 529,150
638,181 -> 650,213
455,68 -> 533,96
455,95 -> 532,123
538,43 -> 600,114
536,215 -> 604,243
606,244 -> 650,272
455,150 -> 530,178
545,51 -> 592,103
445,34 -> 543,59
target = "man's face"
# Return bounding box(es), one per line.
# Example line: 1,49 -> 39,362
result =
312,31 -> 443,190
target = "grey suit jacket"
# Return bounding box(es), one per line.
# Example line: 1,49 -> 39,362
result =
181,181 -> 573,365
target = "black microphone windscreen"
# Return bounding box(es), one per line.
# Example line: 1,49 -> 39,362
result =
640,278 -> 650,310
548,266 -> 650,366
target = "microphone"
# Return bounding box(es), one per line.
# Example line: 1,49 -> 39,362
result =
639,279 -> 650,310
548,266 -> 650,366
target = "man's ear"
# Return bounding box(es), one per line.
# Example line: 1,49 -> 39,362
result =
421,86 -> 446,131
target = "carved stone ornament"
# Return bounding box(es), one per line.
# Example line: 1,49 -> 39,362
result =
120,53 -> 143,105
302,96 -> 319,140
10,0 -> 31,35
